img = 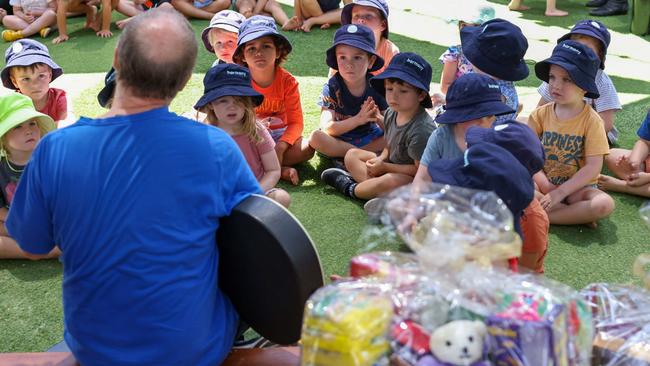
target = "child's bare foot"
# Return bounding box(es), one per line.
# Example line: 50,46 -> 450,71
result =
281,16 -> 301,31
84,5 -> 100,31
281,166 -> 299,185
598,174 -> 626,191
586,221 -> 599,229
320,23 -> 330,29
508,0 -> 530,11
545,8 -> 568,16
300,18 -> 315,32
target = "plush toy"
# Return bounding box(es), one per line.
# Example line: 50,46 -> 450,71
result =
417,320 -> 490,366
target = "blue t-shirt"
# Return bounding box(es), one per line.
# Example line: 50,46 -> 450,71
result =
420,124 -> 464,167
7,107 -> 261,366
318,72 -> 388,142
637,110 -> 650,141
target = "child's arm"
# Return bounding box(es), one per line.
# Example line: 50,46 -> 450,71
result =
540,155 -> 603,210
439,60 -> 458,95
97,0 -> 115,37
0,207 -> 9,236
12,5 -> 33,23
533,170 -> 555,194
258,149 -> 281,192
374,159 -> 419,177
617,139 -> 650,175
599,109 -> 616,135
53,0 -> 69,43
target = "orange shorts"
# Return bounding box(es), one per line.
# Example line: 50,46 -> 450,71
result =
519,198 -> 549,273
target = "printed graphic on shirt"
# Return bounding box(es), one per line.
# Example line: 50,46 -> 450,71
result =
541,131 -> 584,185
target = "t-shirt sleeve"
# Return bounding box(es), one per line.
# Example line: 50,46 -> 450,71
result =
6,141 -> 55,254
537,82 -> 552,103
9,0 -> 20,6
279,72 -> 304,145
527,108 -> 544,137
637,110 -> 650,141
420,127 -> 443,167
54,89 -> 67,121
256,123 -> 275,155
592,71 -> 622,112
439,45 -> 460,64
584,112 -> 609,157
407,116 -> 434,162
318,79 -> 336,110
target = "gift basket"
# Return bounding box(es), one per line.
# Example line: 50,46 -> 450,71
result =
301,183 -> 593,366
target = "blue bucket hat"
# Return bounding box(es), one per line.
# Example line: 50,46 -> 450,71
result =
232,15 -> 292,65
194,63 -> 264,110
202,10 -> 246,53
326,24 -> 384,72
558,19 -> 610,69
435,73 -> 514,124
534,40 -> 600,99
97,67 -> 117,109
427,142 -> 534,238
341,0 -> 389,39
466,120 -> 545,176
460,18 -> 529,82
1,39 -> 63,89
370,52 -> 432,108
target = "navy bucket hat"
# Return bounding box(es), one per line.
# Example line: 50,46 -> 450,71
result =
460,18 -> 529,82
466,120 -> 545,176
535,40 -> 600,99
370,52 -> 432,108
201,10 -> 246,53
326,24 -> 384,72
341,0 -> 389,39
435,73 -> 514,124
1,39 -> 63,89
558,19 -> 610,69
232,15 -> 292,65
194,64 -> 264,110
97,67 -> 117,109
427,142 -> 534,238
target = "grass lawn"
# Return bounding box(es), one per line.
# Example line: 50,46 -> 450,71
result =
1,1 -> 650,352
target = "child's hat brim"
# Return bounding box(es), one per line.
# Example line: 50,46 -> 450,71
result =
1,51 -> 62,89
0,101 -> 55,139
194,85 -> 264,110
435,100 -> 514,124
370,69 -> 432,108
232,30 -> 292,65
325,37 -> 384,72
534,59 -> 599,99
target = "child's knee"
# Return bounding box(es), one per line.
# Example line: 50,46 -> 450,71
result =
268,188 -> 291,208
593,192 -> 615,218
308,129 -> 328,150
343,148 -> 365,164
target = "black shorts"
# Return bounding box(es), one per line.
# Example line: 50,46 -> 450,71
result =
318,0 -> 340,12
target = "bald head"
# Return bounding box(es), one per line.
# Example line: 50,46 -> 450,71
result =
116,8 -> 197,100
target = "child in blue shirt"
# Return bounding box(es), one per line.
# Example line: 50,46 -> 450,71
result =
309,23 -> 388,159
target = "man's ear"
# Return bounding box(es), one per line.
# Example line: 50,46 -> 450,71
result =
112,48 -> 120,72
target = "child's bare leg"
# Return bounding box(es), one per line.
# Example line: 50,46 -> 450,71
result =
344,148 -> 376,182
309,130 -> 357,158
547,187 -> 614,225
279,137 -> 314,185
235,0 -> 254,17
115,0 -> 143,17
264,0 -> 289,27
545,0 -> 568,16
0,236 -> 61,259
202,0 -> 230,13
508,0 -> 530,11
267,188 -> 291,208
354,173 -> 413,200
2,15 -> 29,30
13,10 -> 57,36
300,6 -> 341,32
171,0 -> 216,19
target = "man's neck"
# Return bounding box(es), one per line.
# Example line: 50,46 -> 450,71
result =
102,85 -> 170,118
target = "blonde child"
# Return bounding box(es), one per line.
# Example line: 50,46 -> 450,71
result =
201,10 -> 245,66
1,39 -> 67,125
194,64 -> 290,207
337,0 -> 397,76
309,24 -> 387,161
1,0 -> 55,42
233,16 -> 314,185
508,0 -> 568,16
529,40 -> 614,227
283,0 -> 351,32
537,20 -> 621,145
321,52 -> 433,201
599,110 -> 650,197
0,92 -> 58,258
235,0 -> 290,28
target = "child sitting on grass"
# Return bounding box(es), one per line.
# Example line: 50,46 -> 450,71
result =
321,52 -> 433,202
1,39 -> 67,125
536,20 -> 621,146
283,0 -> 351,32
0,92 -> 58,259
528,40 -> 614,227
195,64 -> 291,207
170,0 -> 229,20
309,24 -> 387,160
235,0 -> 291,28
508,0 -> 567,16
201,10 -> 245,66
599,110 -> 650,197
1,0 -> 55,42
232,15 -> 314,184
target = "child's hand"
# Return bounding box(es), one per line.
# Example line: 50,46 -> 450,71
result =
540,189 -> 563,212
431,93 -> 445,108
52,34 -> 69,44
627,172 -> 650,187
356,97 -> 378,125
366,157 -> 384,177
96,29 -> 113,38
616,154 -> 641,178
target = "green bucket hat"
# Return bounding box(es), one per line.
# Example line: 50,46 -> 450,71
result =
0,93 -> 55,143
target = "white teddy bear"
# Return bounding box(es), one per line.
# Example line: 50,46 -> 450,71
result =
417,320 -> 489,366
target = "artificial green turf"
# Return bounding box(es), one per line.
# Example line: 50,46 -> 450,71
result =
2,2 -> 650,352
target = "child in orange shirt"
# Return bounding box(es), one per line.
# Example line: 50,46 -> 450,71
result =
233,15 -> 314,184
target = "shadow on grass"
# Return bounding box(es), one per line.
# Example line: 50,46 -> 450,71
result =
0,259 -> 62,281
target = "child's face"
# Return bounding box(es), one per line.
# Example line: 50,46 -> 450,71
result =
4,120 -> 41,156
384,79 -> 424,113
10,64 -> 52,102
242,36 -> 278,71
351,5 -> 386,41
335,44 -> 374,84
570,34 -> 603,61
548,64 -> 586,105
210,28 -> 238,63
210,96 -> 246,128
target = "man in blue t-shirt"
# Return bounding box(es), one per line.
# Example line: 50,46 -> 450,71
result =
6,8 -> 261,366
